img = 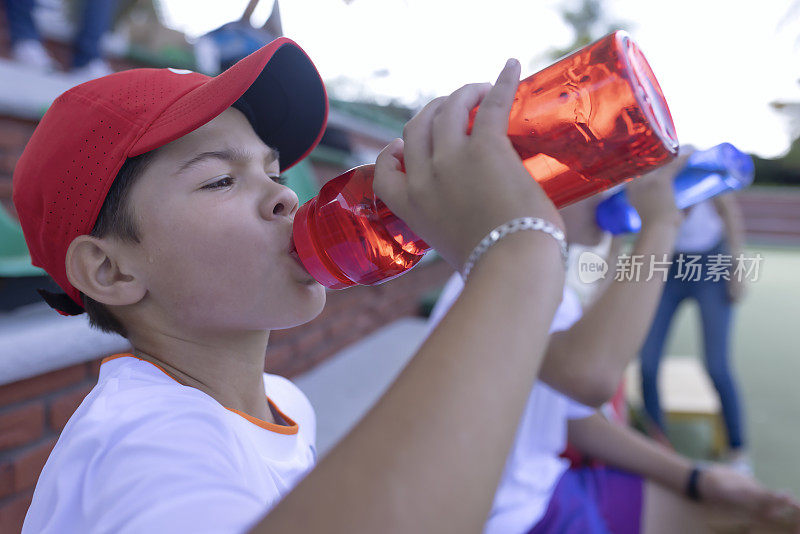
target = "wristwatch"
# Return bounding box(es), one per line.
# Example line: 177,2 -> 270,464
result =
685,465 -> 704,501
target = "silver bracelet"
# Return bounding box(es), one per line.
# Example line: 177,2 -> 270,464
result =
461,217 -> 568,280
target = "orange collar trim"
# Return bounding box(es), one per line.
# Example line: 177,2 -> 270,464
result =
101,353 -> 299,435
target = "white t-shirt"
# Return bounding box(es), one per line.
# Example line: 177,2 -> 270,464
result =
428,273 -> 594,534
22,354 -> 316,534
675,200 -> 725,253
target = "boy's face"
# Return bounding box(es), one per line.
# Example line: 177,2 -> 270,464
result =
119,107 -> 326,333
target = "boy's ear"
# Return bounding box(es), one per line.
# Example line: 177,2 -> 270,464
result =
65,235 -> 146,307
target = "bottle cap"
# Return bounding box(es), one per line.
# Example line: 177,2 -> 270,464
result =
292,199 -> 353,289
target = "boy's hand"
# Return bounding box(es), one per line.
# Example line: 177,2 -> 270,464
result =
699,464 -> 800,530
374,59 -> 562,271
626,149 -> 692,231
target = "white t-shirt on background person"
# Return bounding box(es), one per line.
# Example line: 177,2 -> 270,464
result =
675,200 -> 725,253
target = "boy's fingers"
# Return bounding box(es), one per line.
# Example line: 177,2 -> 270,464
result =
373,138 -> 407,206
402,96 -> 446,181
431,83 -> 492,155
383,136 -> 405,165
470,58 -> 521,138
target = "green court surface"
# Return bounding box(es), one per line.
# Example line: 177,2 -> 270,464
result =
658,245 -> 800,495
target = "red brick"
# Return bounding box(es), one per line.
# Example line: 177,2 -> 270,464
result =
0,364 -> 87,408
374,294 -> 414,321
264,344 -> 295,374
324,286 -> 367,312
0,462 -> 13,499
0,178 -> 13,200
47,385 -> 93,432
0,197 -> 16,218
326,314 -> 355,339
293,326 -> 326,355
267,328 -> 293,345
0,403 -> 45,451
0,152 -> 19,175
309,341 -> 342,365
13,438 -> 57,493
354,309 -> 379,333
282,357 -> 319,378
315,332 -> 358,362
0,489 -> 34,534
309,300 -> 337,322
0,121 -> 34,150
309,329 -> 336,357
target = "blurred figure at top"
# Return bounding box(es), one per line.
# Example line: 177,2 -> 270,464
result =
2,0 -> 121,78
194,0 -> 283,75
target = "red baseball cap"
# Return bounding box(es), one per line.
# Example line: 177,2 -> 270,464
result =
12,37 -> 328,316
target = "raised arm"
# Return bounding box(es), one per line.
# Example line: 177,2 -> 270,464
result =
713,192 -> 747,303
568,413 -> 800,530
250,60 -> 566,533
539,153 -> 690,406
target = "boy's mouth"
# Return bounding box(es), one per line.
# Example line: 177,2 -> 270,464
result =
288,235 -> 305,266
287,230 -> 319,285
288,242 -> 317,285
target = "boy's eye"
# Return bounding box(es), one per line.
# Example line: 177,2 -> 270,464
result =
201,174 -> 285,190
202,176 -> 234,190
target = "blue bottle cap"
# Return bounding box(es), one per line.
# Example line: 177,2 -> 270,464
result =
686,143 -> 754,189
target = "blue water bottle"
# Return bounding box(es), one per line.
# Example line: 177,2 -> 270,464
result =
595,143 -> 755,234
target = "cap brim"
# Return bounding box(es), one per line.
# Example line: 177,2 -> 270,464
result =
131,37 -> 328,172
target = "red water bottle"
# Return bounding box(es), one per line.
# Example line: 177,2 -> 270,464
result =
293,31 -> 678,289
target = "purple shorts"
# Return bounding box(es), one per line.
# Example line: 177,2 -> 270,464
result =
527,467 -> 644,534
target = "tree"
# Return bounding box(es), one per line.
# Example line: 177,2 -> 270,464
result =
546,0 -> 628,60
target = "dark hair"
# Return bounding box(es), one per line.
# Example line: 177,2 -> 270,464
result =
81,150 -> 157,337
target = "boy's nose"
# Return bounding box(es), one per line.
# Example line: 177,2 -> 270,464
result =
261,182 -> 299,220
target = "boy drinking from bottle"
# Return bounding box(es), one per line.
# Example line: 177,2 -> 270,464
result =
15,40 -> 566,532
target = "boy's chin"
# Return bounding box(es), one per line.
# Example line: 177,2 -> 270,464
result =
271,288 -> 327,330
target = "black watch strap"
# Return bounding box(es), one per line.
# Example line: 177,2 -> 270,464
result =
685,465 -> 703,501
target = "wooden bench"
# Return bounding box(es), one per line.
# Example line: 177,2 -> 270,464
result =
626,357 -> 727,456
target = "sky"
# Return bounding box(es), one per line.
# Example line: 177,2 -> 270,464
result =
158,0 -> 800,159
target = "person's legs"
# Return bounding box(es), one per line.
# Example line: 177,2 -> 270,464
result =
72,0 -> 120,68
3,0 -> 40,43
3,0 -> 57,71
639,277 -> 686,433
693,275 -> 745,451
